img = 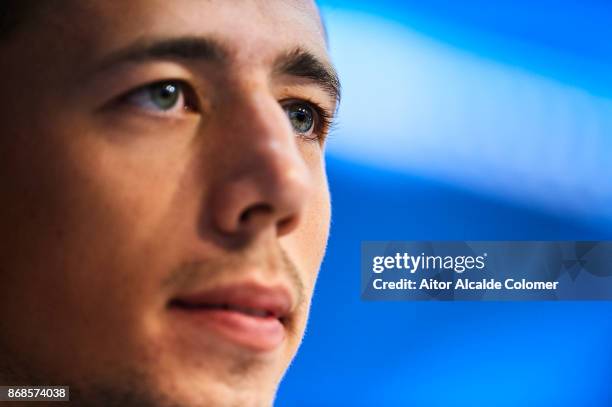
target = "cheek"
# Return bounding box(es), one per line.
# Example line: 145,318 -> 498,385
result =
283,161 -> 331,292
0,116 -> 192,373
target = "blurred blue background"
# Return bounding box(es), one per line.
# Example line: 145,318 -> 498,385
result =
276,1 -> 612,406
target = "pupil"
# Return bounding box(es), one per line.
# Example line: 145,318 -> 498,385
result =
163,85 -> 176,97
153,83 -> 178,109
160,84 -> 175,99
290,106 -> 312,133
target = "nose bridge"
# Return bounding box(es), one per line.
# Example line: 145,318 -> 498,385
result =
231,89 -> 304,178
205,86 -> 313,239
224,88 -> 312,193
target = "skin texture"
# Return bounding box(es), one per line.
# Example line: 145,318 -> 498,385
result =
0,1 -> 337,406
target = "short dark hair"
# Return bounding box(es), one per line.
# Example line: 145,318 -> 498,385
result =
0,1 -> 37,40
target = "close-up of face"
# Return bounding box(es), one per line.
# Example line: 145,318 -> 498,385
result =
0,0 -> 338,406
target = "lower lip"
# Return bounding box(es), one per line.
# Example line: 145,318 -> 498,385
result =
169,307 -> 285,352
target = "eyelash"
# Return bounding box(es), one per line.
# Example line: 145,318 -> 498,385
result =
116,80 -> 335,140
302,99 -> 334,141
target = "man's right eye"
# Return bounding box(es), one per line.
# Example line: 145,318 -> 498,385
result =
121,80 -> 198,116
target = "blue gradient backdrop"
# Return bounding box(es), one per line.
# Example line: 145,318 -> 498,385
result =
276,1 -> 612,406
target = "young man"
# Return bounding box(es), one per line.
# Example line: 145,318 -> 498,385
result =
0,1 -> 339,405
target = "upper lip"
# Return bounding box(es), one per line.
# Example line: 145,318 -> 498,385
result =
168,281 -> 294,322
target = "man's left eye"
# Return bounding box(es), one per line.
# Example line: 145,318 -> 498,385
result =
284,102 -> 316,137
123,81 -> 196,115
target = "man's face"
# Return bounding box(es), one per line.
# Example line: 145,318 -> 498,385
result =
0,1 -> 336,405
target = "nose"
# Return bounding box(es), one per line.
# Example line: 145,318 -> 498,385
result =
206,92 -> 313,240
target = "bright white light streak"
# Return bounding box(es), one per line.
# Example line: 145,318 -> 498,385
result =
324,9 -> 612,222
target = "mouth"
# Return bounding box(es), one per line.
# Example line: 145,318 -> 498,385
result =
167,283 -> 292,352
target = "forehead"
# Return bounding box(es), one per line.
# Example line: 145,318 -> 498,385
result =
54,0 -> 328,66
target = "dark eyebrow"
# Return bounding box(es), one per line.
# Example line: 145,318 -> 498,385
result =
95,37 -> 227,71
274,48 -> 341,105
94,38 -> 341,105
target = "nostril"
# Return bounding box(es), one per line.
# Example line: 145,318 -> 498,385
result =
237,203 -> 298,236
239,203 -> 273,225
277,215 -> 298,236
